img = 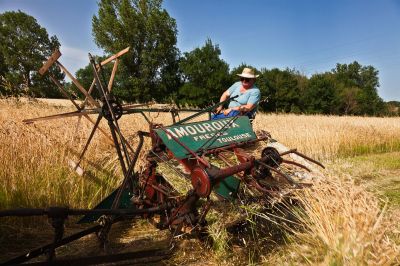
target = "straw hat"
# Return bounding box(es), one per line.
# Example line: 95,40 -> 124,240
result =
237,67 -> 259,78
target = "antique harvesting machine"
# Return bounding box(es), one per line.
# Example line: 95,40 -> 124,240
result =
0,48 -> 324,265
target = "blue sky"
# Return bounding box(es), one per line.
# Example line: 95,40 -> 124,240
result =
1,0 -> 399,100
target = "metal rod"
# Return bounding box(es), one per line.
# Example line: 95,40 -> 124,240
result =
281,159 -> 311,172
73,113 -> 103,170
280,149 -> 325,169
173,95 -> 239,125
1,224 -> 102,265
0,204 -> 171,218
22,109 -> 99,124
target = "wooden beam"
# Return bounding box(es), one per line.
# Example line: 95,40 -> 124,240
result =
39,50 -> 61,75
56,61 -> 100,108
108,58 -> 119,92
49,74 -> 83,111
100,47 -> 130,66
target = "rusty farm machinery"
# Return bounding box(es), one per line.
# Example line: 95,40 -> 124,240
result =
0,48 -> 324,265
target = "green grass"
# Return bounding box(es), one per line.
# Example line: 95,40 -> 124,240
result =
334,152 -> 400,207
384,186 -> 400,206
338,141 -> 400,158
349,151 -> 400,170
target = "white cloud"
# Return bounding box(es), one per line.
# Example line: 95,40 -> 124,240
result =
59,46 -> 91,79
58,46 -> 103,80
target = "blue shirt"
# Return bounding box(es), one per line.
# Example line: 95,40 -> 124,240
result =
227,81 -> 261,113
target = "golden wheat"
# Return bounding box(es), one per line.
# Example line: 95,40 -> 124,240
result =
253,113 -> 400,160
263,174 -> 399,265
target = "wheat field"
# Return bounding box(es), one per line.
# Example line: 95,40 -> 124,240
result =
0,98 -> 399,265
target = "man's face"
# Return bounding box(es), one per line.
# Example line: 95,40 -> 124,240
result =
240,77 -> 255,89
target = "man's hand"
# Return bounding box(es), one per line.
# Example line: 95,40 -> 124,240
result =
215,105 -> 223,114
223,108 -> 231,115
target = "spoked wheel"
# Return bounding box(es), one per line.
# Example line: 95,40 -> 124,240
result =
135,168 -> 203,236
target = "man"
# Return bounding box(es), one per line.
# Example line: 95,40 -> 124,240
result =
212,67 -> 261,119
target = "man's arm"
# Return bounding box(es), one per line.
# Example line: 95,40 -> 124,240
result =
223,103 -> 255,115
215,90 -> 230,113
223,89 -> 260,115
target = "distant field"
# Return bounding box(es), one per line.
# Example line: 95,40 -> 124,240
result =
0,98 -> 399,265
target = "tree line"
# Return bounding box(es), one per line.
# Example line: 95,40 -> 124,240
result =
1,0 -> 398,116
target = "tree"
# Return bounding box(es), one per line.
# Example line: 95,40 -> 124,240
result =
258,68 -> 303,113
332,61 -> 384,115
92,0 -> 180,102
0,10 -> 63,97
302,73 -> 336,114
178,39 -> 230,107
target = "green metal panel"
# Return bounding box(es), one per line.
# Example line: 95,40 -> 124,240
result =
78,187 -> 133,223
213,175 -> 240,200
154,116 -> 257,159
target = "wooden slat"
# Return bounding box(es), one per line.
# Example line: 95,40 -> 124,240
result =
39,50 -> 61,75
100,47 -> 130,66
82,115 -> 114,145
80,79 -> 96,109
76,47 -> 129,108
49,74 -> 83,111
108,58 -> 119,92
50,75 -> 113,144
56,61 -> 100,108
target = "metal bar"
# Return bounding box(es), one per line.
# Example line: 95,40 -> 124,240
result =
248,179 -> 280,196
81,113 -> 115,145
201,137 -> 267,156
112,131 -> 145,210
280,149 -> 325,169
139,111 -> 151,124
89,54 -> 130,166
1,224 -> 102,265
281,159 -> 311,172
0,204 -> 171,218
88,58 -> 134,230
174,95 -> 239,125
74,113 -> 103,170
257,161 -> 297,185
292,150 -> 325,169
122,107 -> 199,115
79,47 -> 129,108
210,161 -> 253,182
21,249 -> 172,266
22,109 -> 99,124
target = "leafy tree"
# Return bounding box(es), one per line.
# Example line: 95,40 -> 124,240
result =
258,68 -> 303,113
0,10 -> 63,97
178,39 -> 230,107
384,101 -> 400,116
332,61 -> 383,115
92,0 -> 180,102
302,73 -> 336,114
